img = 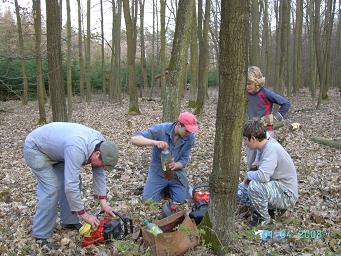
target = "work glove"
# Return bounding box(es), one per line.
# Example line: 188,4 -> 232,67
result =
260,112 -> 283,126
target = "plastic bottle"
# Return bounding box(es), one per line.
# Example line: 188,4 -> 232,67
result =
160,149 -> 174,180
143,220 -> 163,236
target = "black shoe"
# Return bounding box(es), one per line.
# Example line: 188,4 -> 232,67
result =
249,211 -> 263,227
35,238 -> 59,250
268,209 -> 287,220
61,223 -> 83,230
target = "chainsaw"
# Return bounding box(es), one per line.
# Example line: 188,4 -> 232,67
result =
189,184 -> 210,225
79,210 -> 133,247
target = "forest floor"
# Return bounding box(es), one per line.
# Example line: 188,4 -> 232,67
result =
0,88 -> 340,256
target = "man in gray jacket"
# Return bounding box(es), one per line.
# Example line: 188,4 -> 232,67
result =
23,122 -> 118,244
237,120 -> 298,226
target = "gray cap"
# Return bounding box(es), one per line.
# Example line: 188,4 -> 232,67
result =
99,141 -> 118,171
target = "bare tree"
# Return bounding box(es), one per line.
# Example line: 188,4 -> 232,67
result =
293,0 -> 303,94
85,0 -> 91,102
162,0 -> 193,121
46,0 -> 67,121
189,2 -> 198,108
200,0 -> 249,253
100,0 -> 106,93
33,0 -> 46,124
66,0 -> 72,120
77,0 -> 85,100
195,0 -> 211,115
14,0 -> 29,105
160,0 -> 166,100
138,0 -> 149,95
250,0 -> 260,66
123,0 -> 140,114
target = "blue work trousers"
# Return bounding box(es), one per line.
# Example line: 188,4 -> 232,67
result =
23,145 -> 79,239
143,169 -> 191,203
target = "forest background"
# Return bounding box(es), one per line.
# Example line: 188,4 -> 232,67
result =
0,0 -> 340,255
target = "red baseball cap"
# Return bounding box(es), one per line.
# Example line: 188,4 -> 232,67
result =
178,112 -> 198,133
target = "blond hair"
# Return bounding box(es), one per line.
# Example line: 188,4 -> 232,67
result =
248,66 -> 265,87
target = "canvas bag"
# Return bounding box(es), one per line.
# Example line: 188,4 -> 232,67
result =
141,210 -> 199,256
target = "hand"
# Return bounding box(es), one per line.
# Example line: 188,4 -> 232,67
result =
80,212 -> 100,228
243,177 -> 250,186
154,141 -> 168,149
260,114 -> 274,126
169,161 -> 182,171
99,199 -> 115,217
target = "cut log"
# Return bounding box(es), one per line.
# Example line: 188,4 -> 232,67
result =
311,137 -> 341,150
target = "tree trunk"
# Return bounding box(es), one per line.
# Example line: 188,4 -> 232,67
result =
86,0 -> 91,102
77,0 -> 85,101
279,0 -> 289,95
293,0 -> 303,95
46,0 -> 67,121
189,2 -> 198,108
195,0 -> 210,115
149,0 -> 156,98
201,0 -> 248,253
123,0 -> 140,114
162,0 -> 193,122
66,0 -> 72,120
14,0 -> 29,105
160,0 -> 166,101
33,0 -> 46,124
100,0 -> 106,93
139,0 -> 149,95
261,0 -> 271,81
307,0 -> 316,99
250,0 -> 260,66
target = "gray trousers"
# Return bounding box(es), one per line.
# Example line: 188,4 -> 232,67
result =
23,145 -> 79,239
237,180 -> 297,222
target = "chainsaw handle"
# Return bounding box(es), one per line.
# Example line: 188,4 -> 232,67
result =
97,210 -> 133,236
192,184 -> 209,197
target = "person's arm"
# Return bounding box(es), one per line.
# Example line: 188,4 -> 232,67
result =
64,145 -> 100,228
131,135 -> 168,149
265,89 -> 291,118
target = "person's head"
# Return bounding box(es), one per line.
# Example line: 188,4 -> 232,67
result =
247,66 -> 265,94
243,120 -> 267,149
175,112 -> 198,138
89,141 -> 118,170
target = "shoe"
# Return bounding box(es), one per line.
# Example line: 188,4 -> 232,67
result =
249,211 -> 263,227
268,209 -> 287,220
35,238 -> 59,250
61,223 -> 83,230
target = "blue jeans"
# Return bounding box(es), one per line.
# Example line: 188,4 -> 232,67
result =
143,169 -> 191,203
23,145 -> 79,239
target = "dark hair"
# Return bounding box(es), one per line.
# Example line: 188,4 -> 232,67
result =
243,120 -> 267,141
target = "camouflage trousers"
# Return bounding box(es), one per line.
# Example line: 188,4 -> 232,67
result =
237,180 -> 297,223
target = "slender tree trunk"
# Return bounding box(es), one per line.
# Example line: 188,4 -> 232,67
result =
123,0 -> 140,114
162,0 -> 193,121
315,0 -> 323,109
149,0 -> 156,98
307,0 -> 316,98
77,0 -> 85,100
46,0 -> 67,121
139,0 -> 149,96
160,0 -> 166,101
250,0 -> 260,66
201,0 -> 249,253
195,0 -> 210,115
279,0 -> 289,95
261,0 -> 271,81
189,2 -> 198,108
86,0 -> 91,102
336,1 -> 341,97
293,0 -> 303,95
33,0 -> 46,123
14,0 -> 29,105
66,0 -> 72,120
100,0 -> 106,93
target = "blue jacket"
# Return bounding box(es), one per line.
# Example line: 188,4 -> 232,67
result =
247,86 -> 291,125
135,122 -> 195,177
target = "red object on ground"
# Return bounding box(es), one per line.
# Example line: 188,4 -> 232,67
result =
193,191 -> 210,204
81,219 -> 110,247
